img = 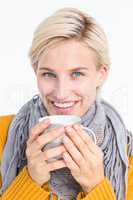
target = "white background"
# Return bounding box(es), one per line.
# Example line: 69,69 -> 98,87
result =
0,0 -> 132,131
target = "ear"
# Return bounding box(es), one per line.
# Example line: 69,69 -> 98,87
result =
96,64 -> 109,87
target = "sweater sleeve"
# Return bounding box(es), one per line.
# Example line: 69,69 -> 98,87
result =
0,166 -> 51,200
76,177 -> 116,200
1,159 -> 133,200
126,156 -> 133,200
77,156 -> 133,200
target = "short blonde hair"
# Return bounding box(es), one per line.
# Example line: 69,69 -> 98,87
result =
29,7 -> 110,69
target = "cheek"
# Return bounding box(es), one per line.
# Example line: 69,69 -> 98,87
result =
76,81 -> 97,102
78,80 -> 97,92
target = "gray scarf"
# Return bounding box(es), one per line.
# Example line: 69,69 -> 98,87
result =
0,95 -> 133,200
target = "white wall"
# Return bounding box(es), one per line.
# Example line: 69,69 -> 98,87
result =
0,0 -> 132,131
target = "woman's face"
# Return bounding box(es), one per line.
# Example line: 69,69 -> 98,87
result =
36,40 -> 108,116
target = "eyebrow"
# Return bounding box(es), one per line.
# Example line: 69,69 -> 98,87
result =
39,67 -> 88,72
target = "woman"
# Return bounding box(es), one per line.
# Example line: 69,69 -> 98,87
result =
0,7 -> 133,200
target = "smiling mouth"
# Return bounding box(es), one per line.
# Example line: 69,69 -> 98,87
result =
52,101 -> 78,108
50,100 -> 80,112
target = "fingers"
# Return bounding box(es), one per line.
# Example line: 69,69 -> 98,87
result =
65,126 -> 90,158
27,144 -> 67,175
65,124 -> 103,159
73,124 -> 103,157
31,126 -> 65,151
43,145 -> 66,161
26,144 -> 66,161
27,125 -> 65,154
47,160 -> 66,171
73,124 -> 95,147
63,152 -> 79,174
63,135 -> 85,166
27,119 -> 51,145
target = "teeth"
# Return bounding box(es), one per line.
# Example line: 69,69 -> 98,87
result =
53,102 -> 75,108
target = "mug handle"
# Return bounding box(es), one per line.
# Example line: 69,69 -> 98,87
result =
81,126 -> 97,145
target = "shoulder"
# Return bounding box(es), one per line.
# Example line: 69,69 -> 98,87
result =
0,114 -> 15,159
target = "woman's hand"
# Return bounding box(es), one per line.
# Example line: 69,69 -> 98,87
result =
26,120 -> 66,186
63,124 -> 104,193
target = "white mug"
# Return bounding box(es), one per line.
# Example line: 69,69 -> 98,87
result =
39,115 -> 96,162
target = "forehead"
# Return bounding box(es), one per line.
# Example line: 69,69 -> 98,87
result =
38,40 -> 98,71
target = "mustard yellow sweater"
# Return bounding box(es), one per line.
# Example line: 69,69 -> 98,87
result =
0,115 -> 133,200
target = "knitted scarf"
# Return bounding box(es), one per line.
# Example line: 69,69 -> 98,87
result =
0,95 -> 133,200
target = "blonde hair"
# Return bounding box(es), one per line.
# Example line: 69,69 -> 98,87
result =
29,7 -> 110,69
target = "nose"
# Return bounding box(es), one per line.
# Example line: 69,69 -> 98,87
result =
53,78 -> 71,101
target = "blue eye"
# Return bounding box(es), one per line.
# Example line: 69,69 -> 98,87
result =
72,71 -> 83,77
43,72 -> 56,78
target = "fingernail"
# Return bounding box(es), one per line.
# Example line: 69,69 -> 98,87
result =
73,124 -> 79,129
66,126 -> 72,132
